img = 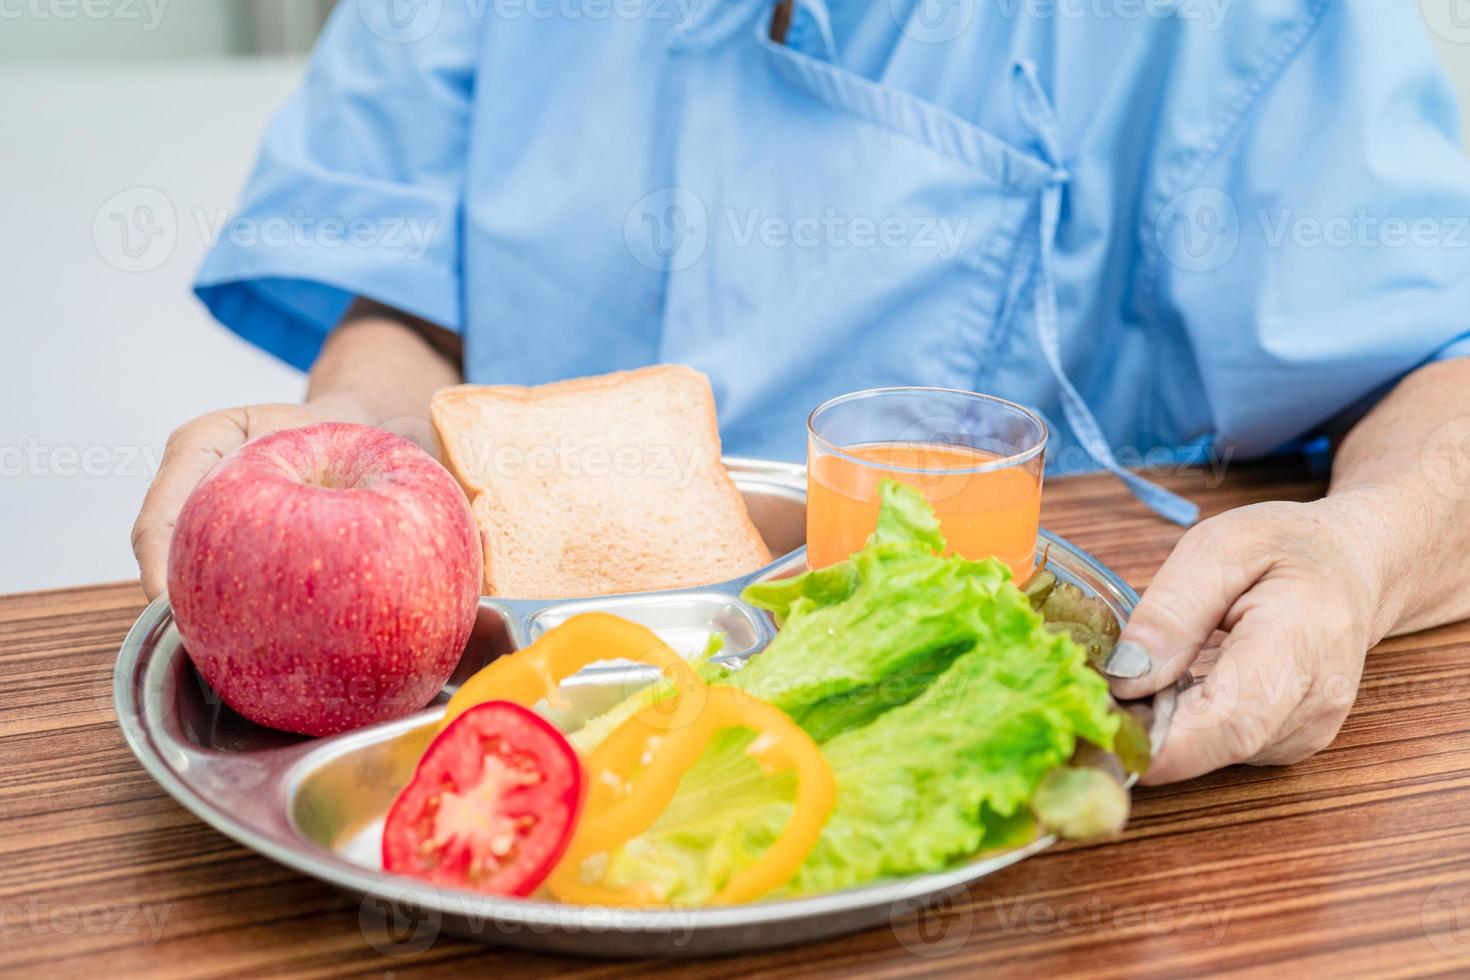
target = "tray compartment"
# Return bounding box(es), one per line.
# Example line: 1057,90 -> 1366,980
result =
527,592 -> 768,659
731,461 -> 806,559
444,602 -> 521,689
288,712 -> 437,868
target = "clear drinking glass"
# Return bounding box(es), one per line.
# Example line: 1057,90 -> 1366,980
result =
805,387 -> 1048,577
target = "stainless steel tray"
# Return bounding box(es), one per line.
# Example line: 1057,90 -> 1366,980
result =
115,457 -> 1173,958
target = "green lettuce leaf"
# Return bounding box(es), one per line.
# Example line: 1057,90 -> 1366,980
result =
868,477 -> 945,552
1031,765 -> 1130,839
736,482 -> 1012,741
572,480 -> 1120,904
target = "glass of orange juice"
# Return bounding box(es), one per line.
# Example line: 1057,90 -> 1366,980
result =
806,387 -> 1047,577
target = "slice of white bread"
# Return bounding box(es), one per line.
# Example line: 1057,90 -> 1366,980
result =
431,365 -> 773,598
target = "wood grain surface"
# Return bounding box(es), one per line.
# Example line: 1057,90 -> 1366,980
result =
5,462 -> 1470,978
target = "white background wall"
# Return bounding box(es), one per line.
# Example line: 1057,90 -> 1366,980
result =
5,3 -> 1470,593
1,60 -> 306,593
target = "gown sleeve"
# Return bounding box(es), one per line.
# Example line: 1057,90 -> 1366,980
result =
1153,0 -> 1470,457
194,4 -> 480,370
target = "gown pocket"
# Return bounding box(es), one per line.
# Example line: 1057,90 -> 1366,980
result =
656,10 -> 1061,452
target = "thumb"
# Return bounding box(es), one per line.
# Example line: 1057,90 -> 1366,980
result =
131,411 -> 250,599
1109,518 -> 1268,700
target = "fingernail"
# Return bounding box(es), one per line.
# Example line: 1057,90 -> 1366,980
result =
1104,640 -> 1153,680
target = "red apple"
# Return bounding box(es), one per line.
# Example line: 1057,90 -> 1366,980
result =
167,422 -> 483,736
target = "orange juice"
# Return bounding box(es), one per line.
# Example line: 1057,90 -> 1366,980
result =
806,441 -> 1042,577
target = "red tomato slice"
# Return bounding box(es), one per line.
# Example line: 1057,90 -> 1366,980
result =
382,701 -> 583,896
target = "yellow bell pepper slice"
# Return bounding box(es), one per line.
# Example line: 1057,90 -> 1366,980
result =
545,685 -> 837,906
439,612 -> 704,732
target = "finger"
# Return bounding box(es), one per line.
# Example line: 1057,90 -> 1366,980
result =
1244,707 -> 1346,767
1110,517 -> 1274,700
1244,647 -> 1359,766
1141,605 -> 1305,784
131,411 -> 248,598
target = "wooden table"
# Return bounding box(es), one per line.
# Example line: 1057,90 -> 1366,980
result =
6,463 -> 1470,978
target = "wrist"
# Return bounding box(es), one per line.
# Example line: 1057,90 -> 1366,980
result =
1317,480 -> 1442,642
303,390 -> 381,427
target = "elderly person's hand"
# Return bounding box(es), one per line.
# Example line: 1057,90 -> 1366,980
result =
131,399 -> 372,598
131,303 -> 461,599
1111,358 -> 1470,782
